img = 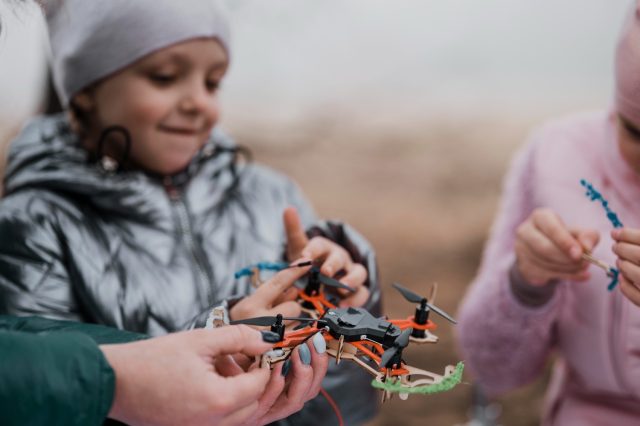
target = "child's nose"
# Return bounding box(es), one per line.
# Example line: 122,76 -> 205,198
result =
179,85 -> 212,114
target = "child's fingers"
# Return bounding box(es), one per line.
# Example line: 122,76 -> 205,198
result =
266,301 -> 301,319
612,241 -> 640,265
519,222 -> 576,266
571,228 -> 600,252
617,259 -> 640,285
300,237 -> 331,261
337,263 -> 367,292
620,275 -> 640,306
612,227 -> 640,244
283,207 -> 309,261
254,262 -> 311,303
339,286 -> 370,308
272,287 -> 299,306
532,209 -> 582,260
320,246 -> 351,277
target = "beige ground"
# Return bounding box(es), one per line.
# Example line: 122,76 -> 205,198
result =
234,113 -> 556,426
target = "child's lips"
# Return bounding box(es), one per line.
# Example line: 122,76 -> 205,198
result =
158,125 -> 202,136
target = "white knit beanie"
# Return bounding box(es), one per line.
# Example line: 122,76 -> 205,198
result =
45,0 -> 231,106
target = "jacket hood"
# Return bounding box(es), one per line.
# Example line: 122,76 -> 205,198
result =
3,114 -> 241,227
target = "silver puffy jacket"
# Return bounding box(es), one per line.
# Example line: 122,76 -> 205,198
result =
0,114 -> 381,425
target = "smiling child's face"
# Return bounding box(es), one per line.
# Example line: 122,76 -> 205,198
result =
79,38 -> 229,175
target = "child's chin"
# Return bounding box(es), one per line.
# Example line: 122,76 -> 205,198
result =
148,157 -> 193,176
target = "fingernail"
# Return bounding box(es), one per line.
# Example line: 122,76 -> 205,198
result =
299,344 -> 311,365
261,331 -> 281,343
612,244 -> 617,253
281,359 -> 292,377
324,266 -> 333,276
312,332 -> 326,354
291,260 -> 313,268
612,229 -> 621,239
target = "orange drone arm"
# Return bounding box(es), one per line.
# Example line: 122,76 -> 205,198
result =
388,316 -> 437,331
297,289 -> 337,313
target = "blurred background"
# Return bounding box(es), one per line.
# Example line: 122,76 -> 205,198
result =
0,0 -> 631,424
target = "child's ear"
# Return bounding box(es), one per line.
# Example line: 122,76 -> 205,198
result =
71,91 -> 95,112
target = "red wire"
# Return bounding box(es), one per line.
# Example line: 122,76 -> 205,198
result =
320,387 -> 344,426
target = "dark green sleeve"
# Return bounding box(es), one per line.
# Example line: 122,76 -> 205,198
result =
0,315 -> 147,344
0,330 -> 115,426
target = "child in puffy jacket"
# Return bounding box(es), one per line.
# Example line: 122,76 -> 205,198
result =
0,1 -> 380,424
458,2 -> 640,424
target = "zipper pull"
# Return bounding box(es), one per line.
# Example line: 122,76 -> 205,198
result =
163,176 -> 181,200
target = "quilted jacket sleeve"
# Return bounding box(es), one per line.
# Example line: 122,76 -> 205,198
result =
0,207 -> 81,322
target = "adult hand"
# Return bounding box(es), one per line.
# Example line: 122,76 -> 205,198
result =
245,335 -> 329,425
283,206 -> 369,307
230,259 -> 311,321
101,326 -> 273,426
612,228 -> 640,306
515,208 -> 599,286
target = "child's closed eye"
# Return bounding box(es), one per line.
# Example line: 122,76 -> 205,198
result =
149,73 -> 177,85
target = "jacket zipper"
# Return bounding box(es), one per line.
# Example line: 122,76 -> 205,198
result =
166,182 -> 213,306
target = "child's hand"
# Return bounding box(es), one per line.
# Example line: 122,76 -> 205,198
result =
283,207 -> 369,307
611,228 -> 640,306
230,261 -> 312,321
515,208 -> 599,286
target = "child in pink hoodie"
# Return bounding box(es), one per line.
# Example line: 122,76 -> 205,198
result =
457,2 -> 640,424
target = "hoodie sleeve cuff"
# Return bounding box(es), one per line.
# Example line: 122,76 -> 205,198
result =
509,262 -> 558,307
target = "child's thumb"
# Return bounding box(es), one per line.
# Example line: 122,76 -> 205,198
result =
575,229 -> 600,251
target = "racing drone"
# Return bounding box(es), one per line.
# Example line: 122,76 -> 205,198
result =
231,261 -> 463,403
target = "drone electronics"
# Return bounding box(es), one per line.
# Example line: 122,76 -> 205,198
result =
231,261 -> 463,404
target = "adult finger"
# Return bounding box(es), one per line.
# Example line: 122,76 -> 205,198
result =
254,262 -> 312,303
260,350 -> 313,424
285,347 -> 314,406
255,363 -> 286,417
532,209 -> 582,261
216,367 -> 271,414
216,354 -> 245,377
304,339 -> 329,400
284,207 -> 309,261
219,400 -> 260,426
201,326 -> 272,358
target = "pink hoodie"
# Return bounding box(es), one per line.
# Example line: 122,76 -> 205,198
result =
457,109 -> 640,424
458,2 -> 640,423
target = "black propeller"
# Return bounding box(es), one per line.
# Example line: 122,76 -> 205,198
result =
317,270 -> 355,293
230,316 -> 319,326
380,328 -> 412,368
392,282 -> 457,325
